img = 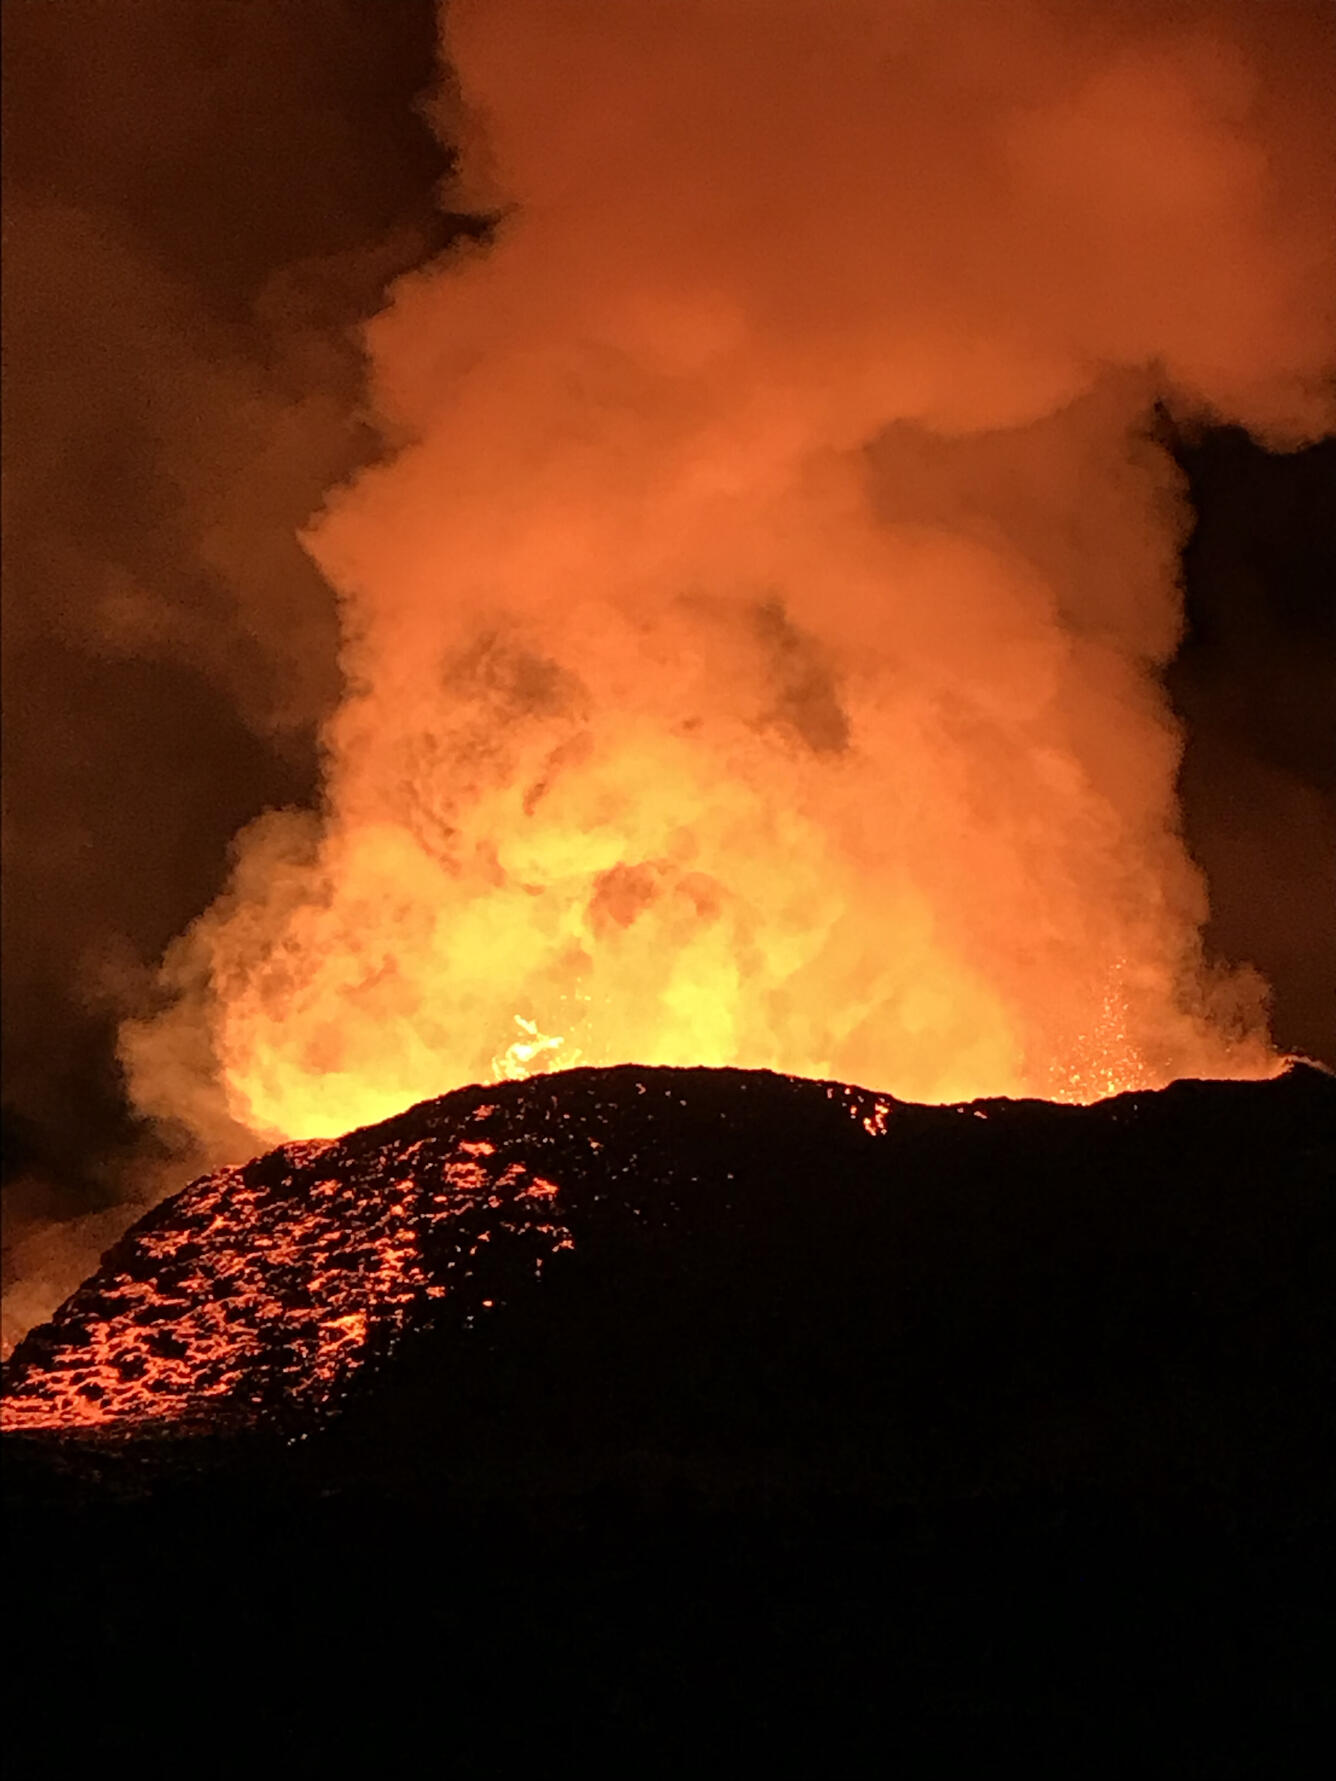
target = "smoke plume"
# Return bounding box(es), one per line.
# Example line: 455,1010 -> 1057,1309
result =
114,0 -> 1335,1160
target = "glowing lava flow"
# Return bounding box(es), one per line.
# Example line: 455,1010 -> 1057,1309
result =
0,1096 -> 574,1433
4,1062 -> 1326,1439
0,1069 -> 892,1434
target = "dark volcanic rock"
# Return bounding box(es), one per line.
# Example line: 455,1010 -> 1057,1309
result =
5,1062 -> 1333,1496
5,1062 -> 1334,1769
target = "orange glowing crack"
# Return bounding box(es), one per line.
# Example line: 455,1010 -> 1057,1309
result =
1,1123 -> 574,1434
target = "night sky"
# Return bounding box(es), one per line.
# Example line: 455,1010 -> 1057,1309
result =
3,1 -> 1333,1299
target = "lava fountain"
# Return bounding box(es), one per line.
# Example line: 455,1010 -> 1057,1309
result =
120,1 -> 1334,1160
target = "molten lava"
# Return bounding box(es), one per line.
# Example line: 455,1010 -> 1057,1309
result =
5,1061 -> 1329,1445
1,1068 -> 887,1433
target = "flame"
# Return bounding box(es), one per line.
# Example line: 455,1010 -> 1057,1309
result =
493,1015 -> 578,1083
117,1 -> 1333,1158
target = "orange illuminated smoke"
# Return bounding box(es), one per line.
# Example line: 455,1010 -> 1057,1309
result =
120,2 -> 1334,1157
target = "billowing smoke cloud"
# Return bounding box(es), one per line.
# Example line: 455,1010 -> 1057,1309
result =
116,0 -> 1336,1160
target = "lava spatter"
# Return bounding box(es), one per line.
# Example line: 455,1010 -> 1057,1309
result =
3,1065 -> 896,1433
2,1065 -> 902,1433
10,1061 -> 1327,1444
0,1080 -> 595,1433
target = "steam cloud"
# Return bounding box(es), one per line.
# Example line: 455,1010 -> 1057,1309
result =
115,0 -> 1336,1159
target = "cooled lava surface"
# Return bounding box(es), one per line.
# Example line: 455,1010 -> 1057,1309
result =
5,1060 -> 1333,1498
6,1062 -> 1334,1770
3,1068 -> 892,1435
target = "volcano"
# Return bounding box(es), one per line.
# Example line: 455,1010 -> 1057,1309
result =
6,1063 -> 1334,1768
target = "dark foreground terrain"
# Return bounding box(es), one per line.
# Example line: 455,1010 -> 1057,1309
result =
5,1063 -> 1334,1771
